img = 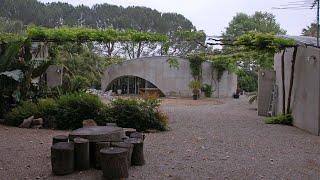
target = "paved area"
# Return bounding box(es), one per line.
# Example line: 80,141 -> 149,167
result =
1,96 -> 320,179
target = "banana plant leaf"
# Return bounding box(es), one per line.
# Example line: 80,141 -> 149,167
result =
0,69 -> 24,82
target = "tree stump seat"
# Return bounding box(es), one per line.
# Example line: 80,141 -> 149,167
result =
100,147 -> 129,180
51,142 -> 74,175
52,135 -> 68,145
74,138 -> 90,171
111,142 -> 134,166
124,138 -> 145,166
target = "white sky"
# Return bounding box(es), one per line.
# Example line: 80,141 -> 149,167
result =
39,0 -> 317,36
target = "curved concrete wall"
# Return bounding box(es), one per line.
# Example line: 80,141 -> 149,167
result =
101,56 -> 237,97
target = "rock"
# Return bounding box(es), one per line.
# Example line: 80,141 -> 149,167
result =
106,123 -> 117,127
145,129 -> 159,133
19,116 -> 34,128
31,125 -> 42,129
82,119 -> 97,127
32,118 -> 43,125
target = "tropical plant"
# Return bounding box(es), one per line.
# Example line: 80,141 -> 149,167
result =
188,80 -> 201,96
247,92 -> 258,104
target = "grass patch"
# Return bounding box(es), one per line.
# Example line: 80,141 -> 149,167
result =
264,114 -> 293,125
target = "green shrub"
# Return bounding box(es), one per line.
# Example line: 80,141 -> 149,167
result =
264,114 -> 293,125
5,101 -> 39,126
37,98 -> 58,117
105,97 -> 168,131
55,92 -> 103,130
201,84 -> 213,97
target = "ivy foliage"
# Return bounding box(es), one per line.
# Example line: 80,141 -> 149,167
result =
166,57 -> 180,69
27,26 -> 168,43
234,32 -> 296,53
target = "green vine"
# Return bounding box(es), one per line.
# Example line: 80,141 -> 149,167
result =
166,57 -> 180,69
186,53 -> 206,81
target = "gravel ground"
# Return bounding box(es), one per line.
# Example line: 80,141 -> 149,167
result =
1,96 -> 320,180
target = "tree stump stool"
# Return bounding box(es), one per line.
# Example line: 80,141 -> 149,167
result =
111,142 -> 134,166
94,142 -> 110,169
52,135 -> 68,145
123,128 -> 136,136
124,138 -> 145,166
51,142 -> 74,175
100,147 -> 129,180
74,138 -> 90,171
130,132 -> 145,141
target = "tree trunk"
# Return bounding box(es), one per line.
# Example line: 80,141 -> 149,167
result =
124,138 -> 145,166
74,138 -> 90,171
281,49 -> 286,115
286,47 -> 298,114
100,147 -> 129,180
52,135 -> 68,145
51,142 -> 74,175
94,142 -> 110,169
111,142 -> 134,166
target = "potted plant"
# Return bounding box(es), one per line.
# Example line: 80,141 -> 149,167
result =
233,87 -> 240,99
188,80 -> 201,100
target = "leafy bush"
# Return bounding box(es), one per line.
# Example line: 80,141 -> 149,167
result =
105,97 -> 168,131
237,70 -> 258,92
188,80 -> 201,95
37,98 -> 58,117
264,114 -> 293,125
5,101 -> 39,126
55,92 -> 103,130
201,84 -> 212,97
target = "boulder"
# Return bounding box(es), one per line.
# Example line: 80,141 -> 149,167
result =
32,118 -> 43,125
82,119 -> 97,127
19,116 -> 34,128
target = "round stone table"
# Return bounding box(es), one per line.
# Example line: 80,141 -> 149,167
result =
69,126 -> 125,142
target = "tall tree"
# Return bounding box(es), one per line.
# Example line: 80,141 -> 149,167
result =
222,11 -> 286,92
302,22 -> 318,37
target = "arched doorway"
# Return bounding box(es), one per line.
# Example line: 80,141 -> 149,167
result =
106,76 -> 165,96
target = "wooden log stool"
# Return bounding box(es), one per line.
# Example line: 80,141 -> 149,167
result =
111,142 -> 134,166
130,132 -> 145,141
74,138 -> 90,171
124,138 -> 145,166
94,142 -> 110,169
100,147 -> 129,180
51,142 -> 74,175
52,135 -> 68,145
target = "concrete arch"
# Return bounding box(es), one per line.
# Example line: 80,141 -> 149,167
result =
101,56 -> 237,97
106,75 -> 166,96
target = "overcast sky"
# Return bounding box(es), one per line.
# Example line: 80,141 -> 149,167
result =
39,0 -> 317,36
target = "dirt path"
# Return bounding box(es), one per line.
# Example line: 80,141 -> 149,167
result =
1,96 -> 320,179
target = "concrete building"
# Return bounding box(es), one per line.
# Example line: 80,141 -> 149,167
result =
101,56 -> 237,97
259,36 -> 320,135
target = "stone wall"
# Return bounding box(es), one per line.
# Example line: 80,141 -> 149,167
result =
101,56 -> 237,98
274,46 -> 320,135
258,70 -> 276,116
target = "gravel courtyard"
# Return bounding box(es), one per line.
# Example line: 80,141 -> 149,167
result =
1,96 -> 320,179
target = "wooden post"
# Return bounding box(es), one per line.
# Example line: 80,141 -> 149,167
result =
100,147 -> 129,180
130,132 -> 145,141
111,142 -> 134,166
94,142 -> 110,169
125,138 -> 145,166
74,138 -> 90,171
51,142 -> 74,175
52,135 -> 68,145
